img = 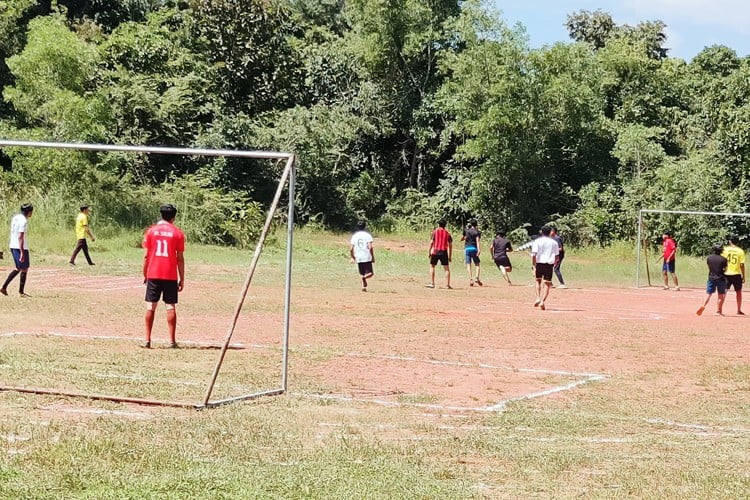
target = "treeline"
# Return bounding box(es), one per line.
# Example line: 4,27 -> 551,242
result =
1,1 -> 749,252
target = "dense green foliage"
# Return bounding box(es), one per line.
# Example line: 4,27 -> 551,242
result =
1,1 -> 749,252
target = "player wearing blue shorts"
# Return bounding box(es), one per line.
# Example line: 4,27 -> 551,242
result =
462,219 -> 482,286
696,243 -> 727,316
1,203 -> 34,297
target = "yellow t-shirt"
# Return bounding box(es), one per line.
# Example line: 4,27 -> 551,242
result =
75,212 -> 89,240
721,245 -> 745,276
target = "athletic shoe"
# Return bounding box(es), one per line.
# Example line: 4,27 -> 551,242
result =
540,302 -> 546,311
19,293 -> 30,298
534,300 -> 541,307
0,288 -> 6,296
469,279 -> 474,287
674,287 -> 680,291
716,311 -> 724,316
140,342 -> 151,349
558,284 -> 568,289
361,287 -> 367,292
69,262 -> 76,267
738,311 -> 745,315
662,286 -> 669,290
425,284 -> 435,288
475,278 -> 483,286
169,342 -> 178,349
696,306 -> 705,316
446,285 -> 453,289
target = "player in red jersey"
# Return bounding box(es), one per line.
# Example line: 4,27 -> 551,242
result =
141,204 -> 185,348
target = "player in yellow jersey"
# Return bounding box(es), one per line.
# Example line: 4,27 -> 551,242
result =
721,235 -> 745,315
69,205 -> 96,266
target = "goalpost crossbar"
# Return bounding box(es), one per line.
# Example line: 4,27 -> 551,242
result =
0,139 -> 296,409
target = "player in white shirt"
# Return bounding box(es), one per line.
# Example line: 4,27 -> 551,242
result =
350,220 -> 375,291
530,226 -> 560,311
1,203 -> 34,297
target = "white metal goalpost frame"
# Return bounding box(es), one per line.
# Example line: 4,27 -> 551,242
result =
0,139 -> 296,409
636,208 -> 750,288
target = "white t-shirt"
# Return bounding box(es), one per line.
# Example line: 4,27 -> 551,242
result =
350,230 -> 373,263
9,213 -> 28,250
531,235 -> 559,265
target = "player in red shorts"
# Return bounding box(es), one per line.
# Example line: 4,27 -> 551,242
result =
142,204 -> 185,348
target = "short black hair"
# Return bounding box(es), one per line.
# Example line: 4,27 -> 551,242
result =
438,218 -> 447,228
496,229 -> 506,237
712,243 -> 724,254
729,234 -> 740,245
541,226 -> 552,236
160,204 -> 177,221
469,218 -> 477,227
80,205 -> 89,211
356,220 -> 366,230
20,203 -> 33,215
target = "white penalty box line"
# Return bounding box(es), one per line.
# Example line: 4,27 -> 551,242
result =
294,352 -> 607,413
2,331 -> 606,412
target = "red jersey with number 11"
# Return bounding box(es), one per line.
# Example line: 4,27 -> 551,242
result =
143,220 -> 185,280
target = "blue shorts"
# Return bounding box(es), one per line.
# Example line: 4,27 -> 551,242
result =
706,279 -> 727,295
464,247 -> 480,265
662,261 -> 675,273
10,249 -> 30,270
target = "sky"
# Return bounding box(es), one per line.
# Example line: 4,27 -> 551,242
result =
492,0 -> 750,61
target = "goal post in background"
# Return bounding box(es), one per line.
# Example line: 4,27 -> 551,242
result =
636,208 -> 750,288
0,139 -> 296,409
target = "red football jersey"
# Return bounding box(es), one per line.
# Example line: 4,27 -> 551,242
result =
143,221 -> 185,280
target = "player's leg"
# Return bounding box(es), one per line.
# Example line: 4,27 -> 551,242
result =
474,254 -> 482,286
163,281 -> 179,347
716,280 -> 727,315
144,302 -> 157,348
662,263 -> 669,289
166,304 -> 177,347
69,239 -> 83,265
428,262 -> 436,288
81,239 -> 95,265
696,281 -> 714,315
554,254 -> 566,287
18,271 -> 28,296
143,279 -> 162,348
465,250 -> 473,285
737,289 -> 743,314
444,264 -> 452,288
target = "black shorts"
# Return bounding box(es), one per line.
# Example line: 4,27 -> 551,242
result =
535,263 -> 554,282
726,274 -> 743,291
145,279 -> 179,304
357,261 -> 374,276
494,256 -> 512,269
430,251 -> 449,266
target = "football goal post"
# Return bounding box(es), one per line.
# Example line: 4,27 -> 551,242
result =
0,139 -> 295,409
636,208 -> 750,288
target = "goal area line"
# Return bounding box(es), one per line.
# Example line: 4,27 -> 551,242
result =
0,139 -> 296,410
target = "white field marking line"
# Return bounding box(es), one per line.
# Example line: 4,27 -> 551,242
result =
532,410 -> 750,436
0,331 -> 249,349
343,352 -> 605,379
36,406 -> 153,420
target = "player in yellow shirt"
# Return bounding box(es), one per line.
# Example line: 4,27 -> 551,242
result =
721,235 -> 745,315
69,205 -> 96,266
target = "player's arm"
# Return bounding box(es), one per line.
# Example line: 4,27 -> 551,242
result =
447,240 -> 452,262
742,262 -> 746,283
368,241 -> 374,263
142,247 -> 149,281
350,244 -> 356,262
476,235 -> 481,255
177,250 -> 185,291
18,231 -> 25,262
85,224 -> 95,242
